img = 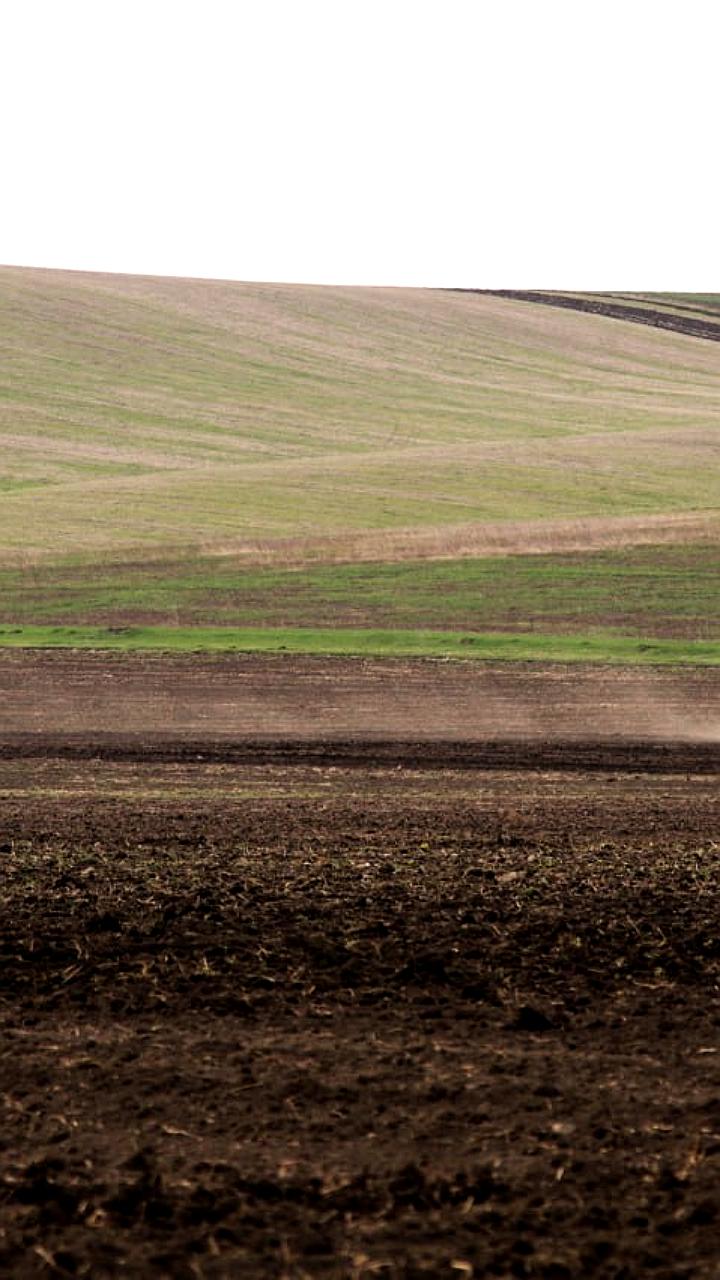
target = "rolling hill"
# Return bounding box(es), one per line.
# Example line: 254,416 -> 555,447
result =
1,267 -> 718,653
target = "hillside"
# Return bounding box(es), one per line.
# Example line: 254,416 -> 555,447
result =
1,267 -> 719,650
472,291 -> 720,342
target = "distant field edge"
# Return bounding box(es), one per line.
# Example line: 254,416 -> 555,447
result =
453,290 -> 720,343
1,626 -> 719,666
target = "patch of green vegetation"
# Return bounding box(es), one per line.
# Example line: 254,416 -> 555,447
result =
0,624 -> 719,665
2,545 -> 718,640
0,478 -> 47,494
0,459 -> 153,489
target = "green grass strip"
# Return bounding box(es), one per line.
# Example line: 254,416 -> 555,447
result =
1,625 -> 719,665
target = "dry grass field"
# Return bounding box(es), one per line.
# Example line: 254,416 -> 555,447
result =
2,268 -> 720,569
2,267 -> 719,653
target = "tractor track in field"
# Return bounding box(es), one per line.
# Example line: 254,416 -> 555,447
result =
1,732 -> 719,775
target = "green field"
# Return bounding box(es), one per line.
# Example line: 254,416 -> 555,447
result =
2,269 -> 718,660
1,624 -> 718,666
1,545 -> 718,640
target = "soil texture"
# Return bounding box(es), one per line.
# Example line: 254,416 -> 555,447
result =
1,654 -> 720,1277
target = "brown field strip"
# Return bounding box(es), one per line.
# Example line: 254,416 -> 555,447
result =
2,652 -> 720,743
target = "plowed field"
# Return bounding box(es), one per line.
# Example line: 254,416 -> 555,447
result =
2,654 -> 720,1277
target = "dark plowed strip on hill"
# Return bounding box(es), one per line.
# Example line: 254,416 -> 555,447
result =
1,733 -> 719,774
454,289 -> 720,342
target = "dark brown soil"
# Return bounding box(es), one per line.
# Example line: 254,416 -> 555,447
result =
2,654 -> 720,1277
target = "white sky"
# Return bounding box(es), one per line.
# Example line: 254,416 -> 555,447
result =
2,0 -> 718,288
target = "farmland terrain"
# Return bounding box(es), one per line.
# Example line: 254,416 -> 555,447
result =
1,653 -> 720,1276
472,291 -> 720,343
1,268 -> 719,656
2,274 -> 720,1273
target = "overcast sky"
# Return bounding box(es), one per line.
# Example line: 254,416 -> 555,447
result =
2,0 -> 717,288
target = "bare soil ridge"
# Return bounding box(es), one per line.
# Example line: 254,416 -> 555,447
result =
3,652 -> 719,743
1,733 -> 718,776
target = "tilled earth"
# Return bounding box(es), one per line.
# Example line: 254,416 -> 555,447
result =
1,655 -> 720,1277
